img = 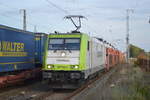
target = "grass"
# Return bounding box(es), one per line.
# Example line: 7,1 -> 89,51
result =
111,66 -> 150,100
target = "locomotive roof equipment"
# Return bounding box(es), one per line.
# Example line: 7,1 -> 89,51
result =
64,15 -> 87,32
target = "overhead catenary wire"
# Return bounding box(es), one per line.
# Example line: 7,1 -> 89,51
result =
45,0 -> 69,14
0,0 -> 105,35
1,0 -> 123,42
45,0 -> 102,36
1,0 -> 70,32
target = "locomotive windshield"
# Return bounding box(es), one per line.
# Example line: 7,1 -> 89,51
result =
48,38 -> 80,50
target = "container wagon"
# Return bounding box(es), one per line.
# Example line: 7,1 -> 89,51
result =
0,25 -> 40,87
105,45 -> 125,70
35,33 -> 47,67
97,38 -> 125,71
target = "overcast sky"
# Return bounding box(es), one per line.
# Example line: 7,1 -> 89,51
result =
0,0 -> 150,52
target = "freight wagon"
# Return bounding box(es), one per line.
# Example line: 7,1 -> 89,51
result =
35,33 -> 47,67
0,25 -> 41,87
97,38 -> 125,71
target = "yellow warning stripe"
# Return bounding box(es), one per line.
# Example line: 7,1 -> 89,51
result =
0,52 -> 27,57
0,61 -> 34,65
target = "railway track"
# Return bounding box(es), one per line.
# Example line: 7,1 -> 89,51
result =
0,65 -> 120,100
64,66 -> 119,100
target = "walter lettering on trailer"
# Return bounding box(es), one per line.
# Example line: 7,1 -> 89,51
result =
0,41 -> 27,56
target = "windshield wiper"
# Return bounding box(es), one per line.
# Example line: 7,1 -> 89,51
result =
54,49 -> 57,53
64,47 -> 72,53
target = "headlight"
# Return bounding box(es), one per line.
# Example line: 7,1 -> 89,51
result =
74,65 -> 79,69
61,52 -> 66,57
47,65 -> 52,68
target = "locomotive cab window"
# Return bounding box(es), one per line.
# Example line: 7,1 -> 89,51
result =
48,38 -> 80,50
49,39 -> 64,44
65,39 -> 80,50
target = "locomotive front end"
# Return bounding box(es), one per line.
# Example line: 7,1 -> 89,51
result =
43,33 -> 86,87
